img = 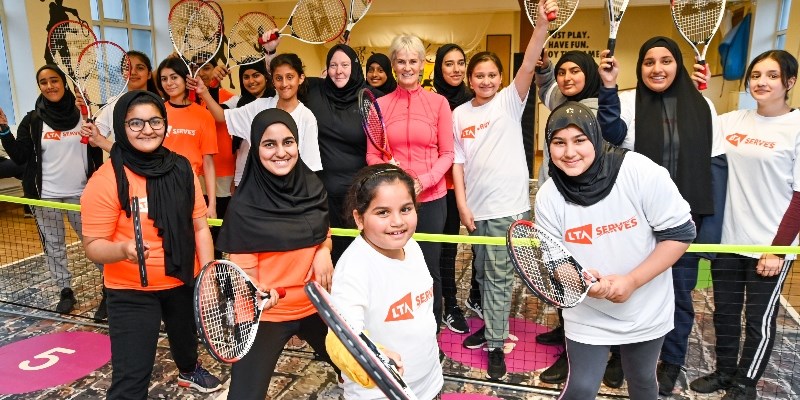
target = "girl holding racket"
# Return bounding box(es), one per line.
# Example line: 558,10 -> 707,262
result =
215,108 -> 338,400
79,90 -> 222,397
369,34 -> 454,331
365,53 -> 397,96
451,0 -> 555,380
689,50 -> 799,400
597,36 -> 726,395
328,164 -> 443,399
536,101 -> 695,399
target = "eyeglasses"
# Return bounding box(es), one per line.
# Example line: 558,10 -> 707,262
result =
125,117 -> 166,132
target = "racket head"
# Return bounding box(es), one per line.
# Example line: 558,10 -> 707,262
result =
304,282 -> 416,400
75,41 -> 131,117
506,220 -> 593,308
524,0 -> 579,38
285,0 -> 347,44
228,12 -> 277,65
358,88 -> 392,159
349,0 -> 372,22
47,20 -> 97,78
670,0 -> 725,53
607,0 -> 630,24
168,0 -> 224,70
130,196 -> 148,287
194,259 -> 262,363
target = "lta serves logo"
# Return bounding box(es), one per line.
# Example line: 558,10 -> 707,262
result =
565,224 -> 593,244
726,133 -> 747,146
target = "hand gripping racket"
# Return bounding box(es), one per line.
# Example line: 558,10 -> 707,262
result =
130,196 -> 148,287
524,0 -> 579,58
507,220 -> 597,308
168,0 -> 224,102
671,0 -> 726,90
305,281 -> 418,400
209,12 -> 278,88
358,88 -> 397,166
266,0 -> 347,44
74,41 -> 131,144
523,0 -> 564,24
194,260 -> 287,363
47,20 -> 97,126
341,0 -> 372,42
605,0 -> 630,57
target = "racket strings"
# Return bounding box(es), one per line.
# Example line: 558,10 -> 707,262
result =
359,97 -> 387,149
169,1 -> 223,62
291,0 -> 346,42
76,44 -> 130,107
229,13 -> 276,64
49,23 -> 96,77
524,0 -> 579,36
608,0 -> 628,17
672,0 -> 723,43
350,0 -> 370,20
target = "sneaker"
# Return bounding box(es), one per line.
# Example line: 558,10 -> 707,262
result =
465,298 -> 484,320
462,326 -> 487,349
540,352 -> 568,384
93,294 -> 107,321
690,371 -> 734,393
444,307 -> 470,334
536,325 -> 564,346
56,288 -> 76,314
177,363 -> 222,393
603,352 -> 624,389
486,347 -> 506,380
722,383 -> 757,400
657,362 -> 685,395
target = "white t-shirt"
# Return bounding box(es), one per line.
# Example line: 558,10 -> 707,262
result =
535,152 -> 691,345
224,96 -> 323,186
617,89 -> 724,157
40,120 -> 89,198
720,109 -> 800,259
452,82 -> 530,221
331,236 -> 443,400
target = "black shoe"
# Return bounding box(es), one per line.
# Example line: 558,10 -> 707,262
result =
464,298 -> 484,320
657,362 -> 684,395
536,325 -> 564,346
444,307 -> 470,334
540,352 -> 568,384
439,348 -> 446,363
463,326 -> 487,349
93,290 -> 107,321
603,352 -> 624,389
722,383 -> 757,400
56,288 -> 76,314
486,347 -> 506,380
690,371 -> 734,393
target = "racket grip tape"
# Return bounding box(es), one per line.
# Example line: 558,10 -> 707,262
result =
274,287 -> 287,298
209,78 -> 220,88
188,89 -> 197,102
606,38 -> 616,58
80,106 -> 89,144
698,60 -> 708,91
546,10 -> 557,21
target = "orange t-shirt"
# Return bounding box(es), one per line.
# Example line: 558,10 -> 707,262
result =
80,162 -> 208,290
201,89 -> 236,178
163,102 -> 218,176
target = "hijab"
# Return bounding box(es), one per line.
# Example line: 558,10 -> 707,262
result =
634,36 -> 713,214
35,65 -> 81,131
554,51 -> 601,102
109,90 -> 197,286
236,59 -> 274,108
365,53 -> 397,95
433,44 -> 473,110
546,101 -> 628,206
323,44 -> 369,106
216,109 -> 329,253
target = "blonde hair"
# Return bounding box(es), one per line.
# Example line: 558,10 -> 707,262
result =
388,35 -> 425,63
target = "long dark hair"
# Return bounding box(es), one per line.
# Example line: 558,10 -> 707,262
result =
156,56 -> 190,101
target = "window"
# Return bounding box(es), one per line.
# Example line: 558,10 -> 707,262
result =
776,0 -> 791,48
0,19 -> 14,125
90,0 -> 154,62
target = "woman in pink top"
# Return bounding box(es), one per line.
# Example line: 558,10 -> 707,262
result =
367,34 -> 454,329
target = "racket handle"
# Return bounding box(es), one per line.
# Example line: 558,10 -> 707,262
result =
342,30 -> 351,42
80,107 -> 89,144
188,89 -> 197,102
606,38 -> 616,58
698,60 -> 708,91
209,78 -> 220,88
275,287 -> 286,298
546,10 -> 557,21
266,32 -> 281,42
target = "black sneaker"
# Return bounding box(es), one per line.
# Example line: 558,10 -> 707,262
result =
657,362 -> 684,395
177,363 -> 222,393
93,288 -> 107,321
540,352 -> 568,384
465,298 -> 484,320
444,307 -> 470,334
690,371 -> 734,393
603,352 -> 624,388
56,288 -> 76,314
536,325 -> 564,346
462,326 -> 487,349
486,347 -> 506,380
722,383 -> 757,400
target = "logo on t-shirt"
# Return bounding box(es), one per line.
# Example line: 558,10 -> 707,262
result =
461,126 -> 475,139
43,130 -> 82,140
385,286 -> 434,322
135,197 -> 149,213
167,127 -> 196,137
595,216 -> 638,238
726,133 -> 747,146
726,133 -> 776,149
565,224 -> 593,244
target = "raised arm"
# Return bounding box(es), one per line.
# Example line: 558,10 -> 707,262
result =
513,0 -> 559,100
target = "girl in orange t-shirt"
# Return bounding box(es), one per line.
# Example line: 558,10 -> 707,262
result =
80,91 -> 222,397
216,108 -> 338,399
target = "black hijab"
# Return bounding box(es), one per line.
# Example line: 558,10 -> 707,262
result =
433,44 -> 473,110
365,53 -> 397,95
217,109 -> 329,253
109,90 -> 197,286
634,36 -> 713,215
554,51 -> 601,102
323,44 -> 369,106
35,65 -> 81,131
546,101 -> 628,206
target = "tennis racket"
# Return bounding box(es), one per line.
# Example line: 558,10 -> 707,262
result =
523,0 -> 561,23
209,12 -> 277,88
74,41 -> 131,144
605,0 -> 630,57
341,0 -> 372,42
47,20 -> 97,122
358,88 -> 397,166
506,220 -> 597,308
524,0 -> 579,58
194,259 -> 287,363
265,0 -> 347,44
671,0 -> 726,90
305,282 -> 418,400
168,0 -> 224,102
130,196 -> 148,287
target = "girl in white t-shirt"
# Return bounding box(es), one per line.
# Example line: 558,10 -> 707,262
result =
326,164 -> 443,400
689,50 -> 800,400
536,101 -> 695,399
